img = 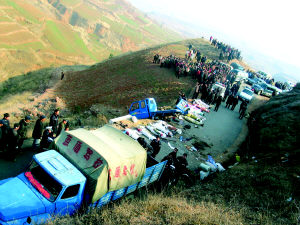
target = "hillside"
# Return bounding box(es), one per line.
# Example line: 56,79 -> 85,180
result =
48,86 -> 300,225
0,38 -> 220,127
55,38 -> 219,111
0,0 -> 182,81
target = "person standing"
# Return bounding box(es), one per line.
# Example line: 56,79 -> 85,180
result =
150,136 -> 161,158
32,115 -> 46,150
239,101 -> 248,119
49,109 -> 59,136
231,96 -> 239,111
192,82 -> 200,99
175,153 -> 189,180
57,119 -> 67,137
0,120 -> 4,151
239,100 -> 247,113
17,115 -> 31,150
226,94 -> 233,108
40,127 -> 54,150
7,123 -> 20,161
1,113 -> 10,150
214,95 -> 223,112
61,71 -> 64,80
161,148 -> 178,166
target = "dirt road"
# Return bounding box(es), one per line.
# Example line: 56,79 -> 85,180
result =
0,93 -> 267,179
155,100 -> 246,169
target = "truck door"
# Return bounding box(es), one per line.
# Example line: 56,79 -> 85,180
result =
55,184 -> 82,216
129,100 -> 149,119
138,100 -> 149,119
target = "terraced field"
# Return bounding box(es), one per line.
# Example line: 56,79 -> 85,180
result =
0,0 -> 183,80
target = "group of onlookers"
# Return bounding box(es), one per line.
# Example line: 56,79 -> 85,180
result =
0,109 -> 69,161
209,36 -> 242,61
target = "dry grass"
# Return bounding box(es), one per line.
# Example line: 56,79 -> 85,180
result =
48,193 -> 247,225
55,39 -> 221,111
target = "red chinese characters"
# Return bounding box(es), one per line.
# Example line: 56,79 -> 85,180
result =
122,165 -> 128,176
62,135 -> 73,146
130,164 -> 138,177
93,158 -> 103,169
110,164 -> 138,179
114,166 -> 121,178
84,148 -> 93,160
73,141 -> 82,154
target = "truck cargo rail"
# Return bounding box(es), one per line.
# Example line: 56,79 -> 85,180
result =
90,160 -> 167,208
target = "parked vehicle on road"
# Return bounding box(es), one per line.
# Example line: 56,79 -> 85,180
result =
246,77 -> 259,85
252,84 -> 264,95
261,88 -> 273,98
211,82 -> 226,98
230,62 -> 244,71
129,98 -> 183,119
238,88 -> 254,102
231,69 -> 248,82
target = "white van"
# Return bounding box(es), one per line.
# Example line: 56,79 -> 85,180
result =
211,82 -> 226,97
231,69 -> 248,82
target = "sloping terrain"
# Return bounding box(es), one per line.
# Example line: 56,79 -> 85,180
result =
248,84 -> 300,156
55,38 -> 219,111
49,84 -> 300,225
0,0 -> 182,81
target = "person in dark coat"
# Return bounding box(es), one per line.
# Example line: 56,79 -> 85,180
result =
192,82 -> 200,99
206,91 -> 213,105
40,127 -> 54,150
223,88 -> 230,102
0,120 -> 4,151
161,148 -> 178,166
32,115 -> 46,150
175,153 -> 189,176
7,123 -> 20,161
49,109 -> 59,136
1,113 -> 10,150
57,119 -> 67,137
231,96 -> 239,111
201,84 -> 208,101
239,101 -> 248,119
61,71 -> 64,80
214,95 -> 223,112
226,94 -> 233,108
239,100 -> 248,113
150,136 -> 161,158
17,115 -> 31,149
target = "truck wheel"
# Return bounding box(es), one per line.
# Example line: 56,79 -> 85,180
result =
258,91 -> 261,95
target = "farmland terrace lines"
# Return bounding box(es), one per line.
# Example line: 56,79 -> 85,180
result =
0,22 -> 15,25
0,29 -> 28,36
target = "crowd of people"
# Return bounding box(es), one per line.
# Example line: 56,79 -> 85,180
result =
0,109 -> 69,161
209,36 -> 242,61
153,48 -> 248,119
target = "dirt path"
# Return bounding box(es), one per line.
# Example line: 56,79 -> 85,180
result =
154,100 -> 246,169
155,87 -> 268,169
0,86 -> 267,179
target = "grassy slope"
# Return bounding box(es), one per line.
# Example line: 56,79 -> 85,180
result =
55,38 -> 218,111
0,65 -> 89,102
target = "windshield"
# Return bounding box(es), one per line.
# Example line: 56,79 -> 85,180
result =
25,160 -> 62,202
243,89 -> 253,95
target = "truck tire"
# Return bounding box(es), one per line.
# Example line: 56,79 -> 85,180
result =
258,91 -> 262,95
